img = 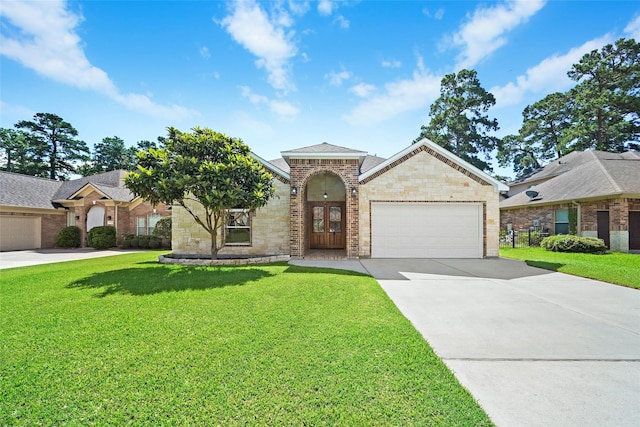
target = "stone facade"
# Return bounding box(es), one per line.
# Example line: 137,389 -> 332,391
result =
359,148 -> 501,257
500,197 -> 640,252
171,179 -> 290,257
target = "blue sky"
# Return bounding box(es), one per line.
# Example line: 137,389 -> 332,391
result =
1,0 -> 639,178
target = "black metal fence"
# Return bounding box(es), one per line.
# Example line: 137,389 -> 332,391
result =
500,229 -> 549,249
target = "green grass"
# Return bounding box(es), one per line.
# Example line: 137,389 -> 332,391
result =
501,247 -> 640,289
1,252 -> 491,426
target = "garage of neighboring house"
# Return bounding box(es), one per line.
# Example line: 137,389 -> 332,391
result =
0,215 -> 41,251
630,211 -> 640,251
370,202 -> 483,258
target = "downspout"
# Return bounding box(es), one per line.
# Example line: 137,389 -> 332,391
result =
571,200 -> 581,236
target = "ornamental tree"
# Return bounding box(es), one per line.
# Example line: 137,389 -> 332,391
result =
124,127 -> 275,259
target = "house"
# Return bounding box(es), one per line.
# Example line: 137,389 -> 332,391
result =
172,139 -> 508,259
500,150 -> 640,252
0,170 -> 170,251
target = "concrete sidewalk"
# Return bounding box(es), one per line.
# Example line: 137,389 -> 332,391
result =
0,248 -> 146,270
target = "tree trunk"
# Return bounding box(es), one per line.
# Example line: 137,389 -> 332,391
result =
210,227 -> 218,260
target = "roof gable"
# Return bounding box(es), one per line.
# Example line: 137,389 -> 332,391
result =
359,138 -> 509,192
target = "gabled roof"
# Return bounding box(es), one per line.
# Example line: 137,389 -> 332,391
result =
500,150 -> 640,208
281,142 -> 368,166
359,138 -> 509,192
0,171 -> 62,209
53,169 -> 128,200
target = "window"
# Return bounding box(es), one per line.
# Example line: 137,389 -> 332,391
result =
226,209 -> 250,245
67,212 -> 75,226
137,216 -> 146,235
147,213 -> 162,235
554,209 -> 569,234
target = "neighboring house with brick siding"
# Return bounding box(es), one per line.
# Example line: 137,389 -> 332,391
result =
0,170 -> 170,251
172,139 -> 508,259
500,150 -> 640,252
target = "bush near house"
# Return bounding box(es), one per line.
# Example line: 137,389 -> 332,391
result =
87,226 -> 117,250
540,234 -> 606,254
56,226 -> 81,248
121,234 -> 163,249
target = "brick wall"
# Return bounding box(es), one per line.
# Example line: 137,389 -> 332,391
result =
289,159 -> 360,258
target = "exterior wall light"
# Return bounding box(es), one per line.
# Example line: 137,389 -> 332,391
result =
291,186 -> 298,196
351,187 -> 357,196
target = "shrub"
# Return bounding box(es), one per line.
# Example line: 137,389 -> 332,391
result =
56,226 -> 81,248
129,236 -> 139,248
540,234 -> 606,254
152,216 -> 172,240
149,236 -> 162,249
138,235 -> 150,249
87,226 -> 117,250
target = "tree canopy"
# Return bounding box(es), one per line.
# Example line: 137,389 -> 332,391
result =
124,127 -> 275,259
14,113 -> 89,180
416,69 -> 499,172
498,38 -> 639,178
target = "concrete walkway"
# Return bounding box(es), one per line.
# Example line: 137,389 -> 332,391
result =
0,248 -> 146,269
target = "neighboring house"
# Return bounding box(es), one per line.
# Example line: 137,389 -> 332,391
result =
0,170 -> 170,251
172,139 -> 508,259
500,150 -> 640,252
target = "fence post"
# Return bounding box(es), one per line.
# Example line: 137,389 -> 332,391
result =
512,230 -> 515,248
528,229 -> 532,247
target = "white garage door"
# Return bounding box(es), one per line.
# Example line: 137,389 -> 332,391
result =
371,202 -> 482,258
0,216 -> 41,251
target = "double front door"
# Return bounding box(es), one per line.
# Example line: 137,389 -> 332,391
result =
309,202 -> 345,249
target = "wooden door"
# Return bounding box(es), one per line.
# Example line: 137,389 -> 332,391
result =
309,202 -> 345,249
597,211 -> 610,248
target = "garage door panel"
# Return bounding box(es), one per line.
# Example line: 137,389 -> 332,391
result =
0,216 -> 41,251
371,203 -> 482,258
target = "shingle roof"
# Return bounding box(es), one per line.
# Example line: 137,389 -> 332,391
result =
281,142 -> 367,155
268,158 -> 290,174
53,169 -> 127,200
501,150 -> 640,208
360,155 -> 387,173
0,171 -> 62,209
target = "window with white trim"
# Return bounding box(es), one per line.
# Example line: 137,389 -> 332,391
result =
225,209 -> 251,245
137,216 -> 146,235
67,212 -> 75,226
554,209 -> 569,234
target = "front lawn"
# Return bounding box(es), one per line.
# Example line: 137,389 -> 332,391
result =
501,247 -> 640,289
1,252 -> 491,426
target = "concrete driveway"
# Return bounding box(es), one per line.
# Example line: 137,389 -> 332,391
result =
0,248 -> 145,269
360,258 -> 640,427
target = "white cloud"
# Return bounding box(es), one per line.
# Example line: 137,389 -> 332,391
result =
349,83 -> 377,98
344,70 -> 441,125
450,0 -> 546,69
269,100 -> 299,119
240,86 -> 299,120
334,15 -> 350,30
301,52 -> 311,63
625,15 -> 640,40
221,0 -> 297,92
199,46 -> 211,59
325,70 -> 352,86
0,0 -> 196,120
381,59 -> 401,69
423,7 -> 445,20
318,0 -> 334,16
491,35 -> 613,108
